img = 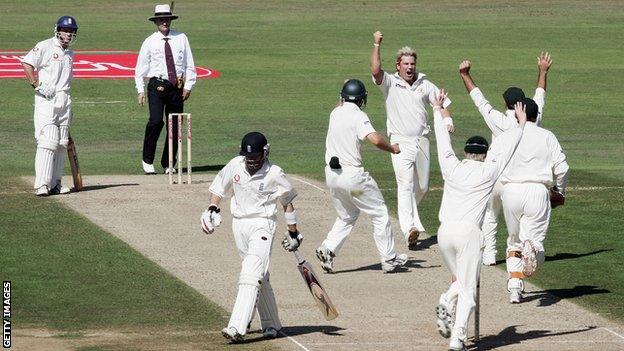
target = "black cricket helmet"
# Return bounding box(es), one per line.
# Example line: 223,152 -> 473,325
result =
341,79 -> 367,105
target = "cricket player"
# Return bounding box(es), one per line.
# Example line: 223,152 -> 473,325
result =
432,90 -> 527,350
21,16 -> 79,196
135,4 -> 196,175
499,97 -> 569,303
315,79 -> 408,274
370,31 -> 454,250
200,132 -> 301,342
459,53 -> 552,265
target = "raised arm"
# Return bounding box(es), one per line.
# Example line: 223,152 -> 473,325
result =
432,90 -> 460,177
370,31 -> 384,85
366,132 -> 400,154
536,51 -> 552,91
459,60 -> 477,93
485,102 -> 527,181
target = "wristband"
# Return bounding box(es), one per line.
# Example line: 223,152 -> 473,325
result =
373,43 -> 380,47
208,204 -> 220,213
284,210 -> 297,225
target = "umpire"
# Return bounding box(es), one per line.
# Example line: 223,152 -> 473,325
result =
135,4 -> 196,174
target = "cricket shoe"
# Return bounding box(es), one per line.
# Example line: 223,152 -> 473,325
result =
521,240 -> 538,277
381,253 -> 408,273
508,278 -> 524,304
435,293 -> 455,338
482,250 -> 497,266
315,246 -> 335,273
35,185 -> 49,197
449,336 -> 467,351
262,327 -> 279,339
407,228 -> 420,251
142,161 -> 156,174
221,326 -> 243,343
50,184 -> 71,195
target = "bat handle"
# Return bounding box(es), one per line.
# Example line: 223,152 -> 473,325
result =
293,249 -> 306,265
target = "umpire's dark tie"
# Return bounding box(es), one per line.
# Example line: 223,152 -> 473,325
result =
163,38 -> 177,84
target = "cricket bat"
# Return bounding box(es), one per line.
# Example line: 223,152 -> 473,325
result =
67,135 -> 83,191
292,249 -> 339,321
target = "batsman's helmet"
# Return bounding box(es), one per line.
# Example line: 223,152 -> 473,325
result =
240,132 -> 270,172
341,79 -> 367,106
56,16 -> 79,32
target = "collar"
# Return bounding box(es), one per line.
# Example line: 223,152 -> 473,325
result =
393,72 -> 426,87
239,157 -> 271,178
52,36 -> 67,51
342,101 -> 361,111
156,30 -> 175,40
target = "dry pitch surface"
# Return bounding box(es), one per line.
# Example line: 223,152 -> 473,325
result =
16,174 -> 624,350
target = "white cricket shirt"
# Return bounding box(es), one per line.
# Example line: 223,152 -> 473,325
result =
134,30 -> 197,93
209,156 -> 297,219
21,37 -> 73,93
434,109 -> 523,226
325,102 -> 376,168
500,122 -> 570,193
374,71 -> 451,138
469,87 -> 546,139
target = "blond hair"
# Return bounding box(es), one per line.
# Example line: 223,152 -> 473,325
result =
396,46 -> 417,65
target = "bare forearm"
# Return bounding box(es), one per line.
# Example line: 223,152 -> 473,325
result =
209,193 -> 222,207
537,70 -> 548,90
371,46 -> 383,84
21,63 -> 37,87
460,73 -> 476,93
367,132 -> 394,153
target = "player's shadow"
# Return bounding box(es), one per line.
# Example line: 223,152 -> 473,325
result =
80,183 -> 139,192
523,285 -> 610,307
239,325 -> 344,344
332,258 -> 437,274
414,235 -> 437,250
472,325 -> 597,350
494,249 -> 611,266
184,164 -> 226,173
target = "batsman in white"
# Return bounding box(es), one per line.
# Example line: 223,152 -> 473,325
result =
459,53 -> 552,265
498,97 -> 569,303
316,79 -> 408,274
432,90 -> 527,351
371,31 -> 454,250
200,132 -> 302,343
21,16 -> 79,196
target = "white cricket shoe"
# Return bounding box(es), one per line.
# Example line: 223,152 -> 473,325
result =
35,185 -> 49,197
522,240 -> 538,277
315,246 -> 335,273
436,294 -> 455,338
449,336 -> 467,351
164,167 -> 177,175
482,251 -> 497,266
262,327 -> 279,339
508,278 -> 524,304
407,228 -> 421,251
381,253 -> 408,273
50,184 -> 71,195
221,326 -> 243,343
142,161 -> 156,174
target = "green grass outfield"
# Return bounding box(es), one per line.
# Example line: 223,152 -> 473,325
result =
1,0 -> 623,345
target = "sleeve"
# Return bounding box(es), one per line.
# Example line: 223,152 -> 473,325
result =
483,127 -> 523,182
533,87 -> 546,126
469,87 -> 516,137
373,71 -> 392,96
134,38 -> 151,94
208,159 -> 234,198
427,81 -> 451,109
549,133 -> 570,194
274,169 -> 298,206
182,34 -> 197,91
433,108 -> 460,178
356,112 -> 376,140
21,42 -> 44,69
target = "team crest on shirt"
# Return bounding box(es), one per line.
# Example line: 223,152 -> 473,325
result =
259,183 -> 265,192
53,53 -> 59,59
233,174 -> 240,183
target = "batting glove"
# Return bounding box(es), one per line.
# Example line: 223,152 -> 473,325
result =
35,83 -> 56,100
282,230 -> 303,251
200,205 -> 221,234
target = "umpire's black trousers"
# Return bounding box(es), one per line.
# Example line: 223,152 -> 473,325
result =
142,77 -> 184,169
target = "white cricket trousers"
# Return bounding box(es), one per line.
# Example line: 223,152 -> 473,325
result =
481,180 -> 504,256
33,92 -> 72,189
228,217 -> 281,335
501,183 -> 550,274
322,165 -> 397,262
389,134 -> 430,238
438,220 -> 483,340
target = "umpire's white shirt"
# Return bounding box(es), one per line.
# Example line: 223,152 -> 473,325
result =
500,122 -> 570,193
209,156 -> 297,219
134,30 -> 197,93
469,87 -> 546,139
21,37 -> 73,93
325,102 -> 375,168
434,109 -> 523,226
374,71 -> 451,138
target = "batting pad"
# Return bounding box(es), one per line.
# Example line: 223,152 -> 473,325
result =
257,273 -> 281,331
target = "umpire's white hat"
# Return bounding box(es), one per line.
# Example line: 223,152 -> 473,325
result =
149,4 -> 178,21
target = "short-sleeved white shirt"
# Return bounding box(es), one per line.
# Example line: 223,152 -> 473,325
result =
21,37 -> 73,93
325,102 -> 376,168
209,156 -> 297,219
374,71 -> 451,138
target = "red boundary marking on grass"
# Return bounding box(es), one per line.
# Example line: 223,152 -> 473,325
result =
0,50 -> 220,79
